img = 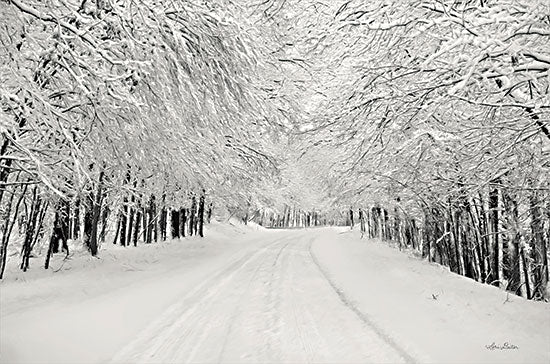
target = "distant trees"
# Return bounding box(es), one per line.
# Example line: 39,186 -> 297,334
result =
254,204 -> 348,228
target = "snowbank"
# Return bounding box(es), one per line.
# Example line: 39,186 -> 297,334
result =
0,221 -> 276,364
311,229 -> 550,364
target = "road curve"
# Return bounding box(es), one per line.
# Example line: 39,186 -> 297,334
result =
111,230 -> 411,363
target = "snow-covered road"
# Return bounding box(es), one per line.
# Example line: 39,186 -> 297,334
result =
2,226 -> 549,364
111,230 -> 407,364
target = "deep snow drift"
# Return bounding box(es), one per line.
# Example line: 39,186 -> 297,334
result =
1,225 -> 549,363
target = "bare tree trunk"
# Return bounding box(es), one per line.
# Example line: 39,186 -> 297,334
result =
496,188 -> 504,288
72,198 -> 81,240
84,169 -> 104,256
83,196 -> 94,254
454,207 -> 465,276
468,197 -> 484,282
0,115 -> 26,208
158,194 -> 166,241
485,189 -> 496,284
160,205 -> 167,241
112,215 -> 121,245
21,187 -> 40,272
119,201 -> 128,247
1,181 -> 27,278
359,208 -> 366,237
99,206 -> 109,243
520,236 -> 534,299
171,209 -> 180,239
133,206 -> 141,247
46,203 -> 63,269
60,200 -> 70,255
127,205 -> 135,246
198,192 -> 205,237
189,196 -> 196,236
530,192 -> 547,299
148,195 -> 156,243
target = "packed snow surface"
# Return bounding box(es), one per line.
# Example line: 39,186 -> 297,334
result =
1,224 -> 549,363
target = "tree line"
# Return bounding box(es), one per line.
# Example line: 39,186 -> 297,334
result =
0,0 -> 286,279
254,206 -> 348,228
284,0 -> 550,301
353,183 -> 549,301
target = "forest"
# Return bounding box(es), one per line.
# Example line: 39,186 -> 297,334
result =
1,0 -> 549,302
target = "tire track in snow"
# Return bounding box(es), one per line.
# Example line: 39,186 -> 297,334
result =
307,235 -> 417,364
216,241 -> 290,362
286,244 -> 314,364
186,239 -> 288,363
110,234 -> 291,363
112,230 -> 414,363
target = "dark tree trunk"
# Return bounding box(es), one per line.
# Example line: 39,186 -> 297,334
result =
468,197 -> 485,282
1,181 -> 27,279
358,208 -> 366,236
146,205 -> 152,244
160,207 -> 167,241
100,206 -> 109,243
0,115 -> 26,208
73,198 -> 80,239
133,207 -> 142,247
113,215 -> 121,245
118,169 -> 131,246
189,197 -> 196,236
60,200 -> 70,255
119,201 -> 128,247
50,199 -> 70,255
49,207 -> 64,256
171,209 -> 180,239
21,187 -> 41,272
530,193 -> 547,298
141,206 -> 147,244
90,173 -> 104,255
198,193 -> 205,237
83,196 -> 94,254
486,186 -> 504,287
84,169 -> 104,256
47,198 -> 71,268
45,227 -> 55,270
126,178 -> 138,246
148,195 -> 156,244
127,206 -> 135,247
25,199 -> 48,272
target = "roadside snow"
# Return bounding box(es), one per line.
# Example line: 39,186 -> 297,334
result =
0,220 -> 264,314
311,228 -> 550,364
0,221 -> 279,364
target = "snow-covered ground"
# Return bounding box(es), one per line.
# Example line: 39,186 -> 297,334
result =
1,225 -> 549,363
313,229 -> 550,364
